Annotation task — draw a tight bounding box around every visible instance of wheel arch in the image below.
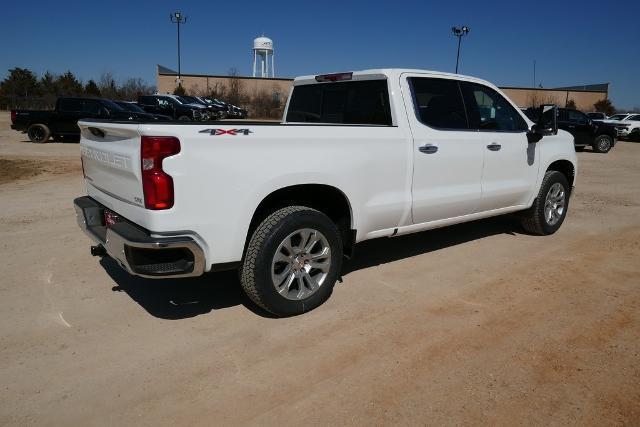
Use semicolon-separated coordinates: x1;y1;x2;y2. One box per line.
547;159;575;188
244;184;356;258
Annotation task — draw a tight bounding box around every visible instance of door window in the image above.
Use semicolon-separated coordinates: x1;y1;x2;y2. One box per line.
82;101;100;115
408;77;468;130
567;110;587;124
157;98;171;108
461;82;528;132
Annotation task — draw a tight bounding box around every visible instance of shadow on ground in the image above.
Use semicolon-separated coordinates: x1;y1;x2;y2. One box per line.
102;215;523;319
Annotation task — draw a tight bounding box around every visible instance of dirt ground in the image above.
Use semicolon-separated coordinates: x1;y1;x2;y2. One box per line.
0;111;638;425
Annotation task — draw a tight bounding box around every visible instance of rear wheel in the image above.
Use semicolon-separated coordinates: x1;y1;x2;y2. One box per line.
240;206;343;317
27;124;51;143
593;134;613;153
521;171;570;235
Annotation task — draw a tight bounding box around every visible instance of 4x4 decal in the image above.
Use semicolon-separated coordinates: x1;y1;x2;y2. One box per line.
199;128;252;136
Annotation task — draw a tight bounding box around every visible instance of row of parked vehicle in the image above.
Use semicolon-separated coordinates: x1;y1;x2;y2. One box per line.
10;95;248;143
523;107;637;154
586;112;640;140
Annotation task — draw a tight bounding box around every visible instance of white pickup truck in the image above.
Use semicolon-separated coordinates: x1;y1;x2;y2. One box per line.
74;69;577;316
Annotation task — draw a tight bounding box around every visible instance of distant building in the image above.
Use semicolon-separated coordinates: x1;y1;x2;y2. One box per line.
157;65;292;107
157;65;608;112
501;83;609;111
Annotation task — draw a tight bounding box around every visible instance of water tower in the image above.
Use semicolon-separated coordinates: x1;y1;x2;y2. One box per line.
252;36;274;78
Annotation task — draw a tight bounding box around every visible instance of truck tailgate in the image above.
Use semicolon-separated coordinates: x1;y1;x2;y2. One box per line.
79;122;144;208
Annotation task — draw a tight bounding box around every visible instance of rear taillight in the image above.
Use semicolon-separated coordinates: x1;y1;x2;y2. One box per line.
141;136;181;210
10;110;17;124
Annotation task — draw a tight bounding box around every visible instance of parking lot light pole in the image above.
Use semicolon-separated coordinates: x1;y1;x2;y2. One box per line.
451;26;470;74
170;12;187;85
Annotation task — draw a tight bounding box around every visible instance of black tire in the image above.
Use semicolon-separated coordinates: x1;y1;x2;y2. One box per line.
27;124;51;143
240;206;343;317
574;145;585;152
593;134;613;153
521;171;570;236
178;115;191;121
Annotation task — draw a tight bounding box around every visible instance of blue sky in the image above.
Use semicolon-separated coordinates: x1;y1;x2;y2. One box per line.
3;0;640;109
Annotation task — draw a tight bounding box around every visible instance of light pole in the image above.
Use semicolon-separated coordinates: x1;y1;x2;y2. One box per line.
451;26;470;74
170;11;187;85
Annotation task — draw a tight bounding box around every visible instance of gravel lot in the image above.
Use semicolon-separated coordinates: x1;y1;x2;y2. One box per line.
1;112;639;425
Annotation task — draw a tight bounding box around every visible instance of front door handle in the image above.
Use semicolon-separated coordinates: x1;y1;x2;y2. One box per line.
487;143;501;151
419;144;438;154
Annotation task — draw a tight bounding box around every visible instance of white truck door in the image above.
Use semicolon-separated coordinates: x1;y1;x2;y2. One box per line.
459;81;540;211
400;74;483;224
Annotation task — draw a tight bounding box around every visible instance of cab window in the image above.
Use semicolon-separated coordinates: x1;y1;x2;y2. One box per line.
286;80;392;125
408;77;468;130
461;82;528;132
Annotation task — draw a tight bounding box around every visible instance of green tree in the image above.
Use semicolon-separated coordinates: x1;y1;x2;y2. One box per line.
55;71;84;96
173;84;186;96
84;79;101;96
565;99;577;110
0;67;40;98
594;99;615;116
40;71;57;95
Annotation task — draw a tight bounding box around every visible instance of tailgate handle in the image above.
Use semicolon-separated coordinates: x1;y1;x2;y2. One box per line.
88;127;105;138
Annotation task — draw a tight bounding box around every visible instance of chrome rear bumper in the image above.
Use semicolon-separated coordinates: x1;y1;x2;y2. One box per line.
73;196;205;278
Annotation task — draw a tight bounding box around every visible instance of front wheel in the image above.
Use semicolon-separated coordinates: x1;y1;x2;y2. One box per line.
178;115;191;121
240;206;343;317
521;171;570;235
593;135;613;153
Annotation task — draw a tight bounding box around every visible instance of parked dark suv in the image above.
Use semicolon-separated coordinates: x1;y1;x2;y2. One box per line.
524;107;618;153
138;95;211;121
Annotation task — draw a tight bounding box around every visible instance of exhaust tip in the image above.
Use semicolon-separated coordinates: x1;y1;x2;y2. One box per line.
90;245;107;257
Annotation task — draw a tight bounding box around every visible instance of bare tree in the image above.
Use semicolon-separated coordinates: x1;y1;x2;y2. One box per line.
227;67;245;106
98;72;118;99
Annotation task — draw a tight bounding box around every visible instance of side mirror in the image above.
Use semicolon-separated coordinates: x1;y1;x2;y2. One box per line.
528;104;557;143
537;104;558;135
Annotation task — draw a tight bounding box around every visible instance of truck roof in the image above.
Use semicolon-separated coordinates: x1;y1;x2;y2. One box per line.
293;68;497;90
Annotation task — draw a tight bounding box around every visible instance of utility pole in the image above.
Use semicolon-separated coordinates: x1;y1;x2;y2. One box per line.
170;11;187;86
451;26;470;74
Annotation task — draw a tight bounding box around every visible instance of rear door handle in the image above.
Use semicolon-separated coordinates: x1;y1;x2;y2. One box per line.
419;144;438;154
487;143;501;151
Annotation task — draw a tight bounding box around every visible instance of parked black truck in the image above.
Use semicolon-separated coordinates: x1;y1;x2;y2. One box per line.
524;107;618;153
10;97;166;143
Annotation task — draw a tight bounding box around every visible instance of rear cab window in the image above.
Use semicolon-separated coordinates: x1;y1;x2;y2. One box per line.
286;79;392;125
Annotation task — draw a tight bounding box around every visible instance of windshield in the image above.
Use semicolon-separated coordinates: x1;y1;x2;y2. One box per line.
116;102;145;113
178;96;201;104
587;113;602;119
101;99;126;112
608;114;627;121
